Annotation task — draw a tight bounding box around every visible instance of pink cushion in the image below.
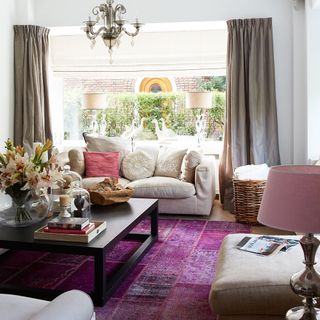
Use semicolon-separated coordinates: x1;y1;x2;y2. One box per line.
84;152;120;178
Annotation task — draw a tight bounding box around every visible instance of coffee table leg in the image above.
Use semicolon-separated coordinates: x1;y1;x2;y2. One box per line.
151;205;158;237
94;249;106;306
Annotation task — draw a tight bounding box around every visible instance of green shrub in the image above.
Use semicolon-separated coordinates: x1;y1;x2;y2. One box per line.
64;90;225;140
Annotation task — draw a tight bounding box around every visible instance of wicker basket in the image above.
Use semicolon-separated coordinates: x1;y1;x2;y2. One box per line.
233;178;266;225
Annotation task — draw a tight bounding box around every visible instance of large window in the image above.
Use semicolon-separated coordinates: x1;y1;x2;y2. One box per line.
49;21;227;153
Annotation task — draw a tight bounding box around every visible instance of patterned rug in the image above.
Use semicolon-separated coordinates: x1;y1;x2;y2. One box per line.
0;219;250;320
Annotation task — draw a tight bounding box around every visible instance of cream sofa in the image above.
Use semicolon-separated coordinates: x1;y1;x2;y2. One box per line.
62;140;215;216
1;290;95;320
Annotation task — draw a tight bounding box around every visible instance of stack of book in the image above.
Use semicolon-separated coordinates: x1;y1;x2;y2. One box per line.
34;217;106;243
44;217;94;235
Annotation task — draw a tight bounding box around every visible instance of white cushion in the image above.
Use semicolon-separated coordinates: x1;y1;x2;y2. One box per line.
135;144;159;164
30;290;95;320
68;148;85;176
122;151;156;181
127;176;195;199
82;177;130;189
181;150;203;183
0;294;48;320
154;147;187;178
84;134;130;155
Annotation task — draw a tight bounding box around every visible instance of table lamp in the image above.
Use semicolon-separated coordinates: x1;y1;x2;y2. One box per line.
82;93;107;134
257;165;320;320
186;92;213;147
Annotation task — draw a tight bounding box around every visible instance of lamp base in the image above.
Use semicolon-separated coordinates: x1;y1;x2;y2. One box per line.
286;306;320;320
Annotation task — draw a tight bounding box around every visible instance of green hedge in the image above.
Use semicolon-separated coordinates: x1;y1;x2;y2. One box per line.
64;91;225;140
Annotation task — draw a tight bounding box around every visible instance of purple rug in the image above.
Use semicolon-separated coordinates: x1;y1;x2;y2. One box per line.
0;219;250;319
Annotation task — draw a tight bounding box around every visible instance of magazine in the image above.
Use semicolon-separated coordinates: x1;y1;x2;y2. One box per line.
236;236;299;256
258;236;299;252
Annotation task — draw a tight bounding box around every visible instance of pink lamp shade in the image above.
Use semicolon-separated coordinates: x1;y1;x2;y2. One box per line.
257;165;320;234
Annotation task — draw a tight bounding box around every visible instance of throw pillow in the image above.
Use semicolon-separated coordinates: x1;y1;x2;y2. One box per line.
83;152;119;178
68;148;85;177
122;151;156;181
154;147;187;179
84;133;130;159
181;150;203;183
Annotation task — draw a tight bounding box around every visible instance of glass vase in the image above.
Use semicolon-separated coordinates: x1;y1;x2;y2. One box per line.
0;189;49;227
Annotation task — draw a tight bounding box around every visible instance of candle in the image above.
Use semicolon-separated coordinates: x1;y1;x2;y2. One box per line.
59;195;70;207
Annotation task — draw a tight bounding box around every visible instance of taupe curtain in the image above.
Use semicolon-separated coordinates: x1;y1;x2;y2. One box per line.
14;25;52;154
219;18;280;211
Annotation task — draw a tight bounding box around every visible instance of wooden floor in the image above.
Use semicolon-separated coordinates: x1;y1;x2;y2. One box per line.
161;200;294;235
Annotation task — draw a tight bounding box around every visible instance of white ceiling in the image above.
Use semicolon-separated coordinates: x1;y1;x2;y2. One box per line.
50;22;227;77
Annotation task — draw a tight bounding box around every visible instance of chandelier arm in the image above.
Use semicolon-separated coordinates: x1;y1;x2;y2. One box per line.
122;27;140;37
86;26;107;39
85;32;96;41
92;6;101;16
114;4;126;19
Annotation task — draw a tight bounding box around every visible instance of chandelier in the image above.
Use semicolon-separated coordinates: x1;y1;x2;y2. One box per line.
83;0;143;63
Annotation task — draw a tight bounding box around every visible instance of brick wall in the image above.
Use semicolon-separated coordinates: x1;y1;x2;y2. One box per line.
174;76;206;92
64;76;208;93
64;78;137;93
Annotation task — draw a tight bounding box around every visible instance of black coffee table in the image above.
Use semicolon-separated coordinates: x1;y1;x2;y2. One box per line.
0;198;158;306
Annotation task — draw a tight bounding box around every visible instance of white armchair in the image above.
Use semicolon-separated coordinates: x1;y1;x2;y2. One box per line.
0;290;95;320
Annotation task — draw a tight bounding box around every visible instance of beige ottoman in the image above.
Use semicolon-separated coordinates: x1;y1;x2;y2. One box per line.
209;234;320;320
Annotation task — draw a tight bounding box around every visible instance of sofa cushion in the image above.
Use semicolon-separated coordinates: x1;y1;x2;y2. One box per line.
122;151;156;181
83;134;131;173
82;177;130;189
84;152;119;178
127;176;195;199
154;147;187;179
181;150;203;183
0;294;48;320
135;144;159;164
68;149;85;176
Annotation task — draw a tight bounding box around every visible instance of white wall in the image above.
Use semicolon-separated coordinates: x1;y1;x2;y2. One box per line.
0;1;17;149
292;1;307;164
33;0;295;164
0;0;35;151
305;1;320;161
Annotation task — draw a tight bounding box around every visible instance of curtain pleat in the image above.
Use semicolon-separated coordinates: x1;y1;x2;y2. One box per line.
219;18;281;211
14;25;52;154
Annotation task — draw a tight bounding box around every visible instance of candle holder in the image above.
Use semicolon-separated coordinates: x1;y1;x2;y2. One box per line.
59;205;71;218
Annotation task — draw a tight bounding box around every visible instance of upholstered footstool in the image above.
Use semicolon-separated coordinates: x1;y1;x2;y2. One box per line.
209;234;320;320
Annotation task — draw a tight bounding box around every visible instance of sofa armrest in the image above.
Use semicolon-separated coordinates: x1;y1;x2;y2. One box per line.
194;157;216;215
30;290;95;320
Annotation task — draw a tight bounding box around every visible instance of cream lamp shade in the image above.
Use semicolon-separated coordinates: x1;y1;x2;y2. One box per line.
82;93;107;110
186;92;213;109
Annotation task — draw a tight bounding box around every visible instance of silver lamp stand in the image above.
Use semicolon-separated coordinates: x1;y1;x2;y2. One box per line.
286;233;320;320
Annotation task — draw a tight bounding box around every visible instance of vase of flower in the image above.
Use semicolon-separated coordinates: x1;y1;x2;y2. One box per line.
0;139;63;227
0;187;50;227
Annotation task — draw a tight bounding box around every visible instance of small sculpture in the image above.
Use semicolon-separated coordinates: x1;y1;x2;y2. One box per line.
73;195;85;217
152;119;176;140
160;118;176;137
